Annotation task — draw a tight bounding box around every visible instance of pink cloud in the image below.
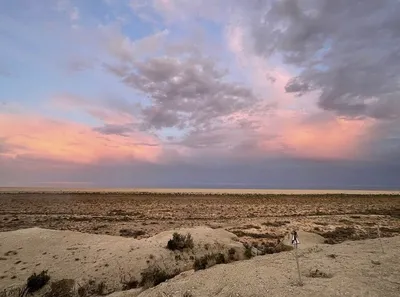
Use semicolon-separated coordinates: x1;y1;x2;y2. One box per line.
244;109;374;160
225;24;375;160
0;114;161;164
52;94;137;125
226;25;298;107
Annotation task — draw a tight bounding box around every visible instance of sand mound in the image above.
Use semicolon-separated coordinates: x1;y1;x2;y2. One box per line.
0;227;243;294
126;236;400;297
2;227;399;297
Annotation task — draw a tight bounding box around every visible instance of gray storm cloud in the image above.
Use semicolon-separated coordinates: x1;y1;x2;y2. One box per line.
246;0;400;119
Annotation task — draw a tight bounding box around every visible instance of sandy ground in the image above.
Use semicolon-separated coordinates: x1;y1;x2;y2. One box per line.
0;227;244;295
0;192;399;296
1;227;399;297
119;235;400;297
1;193;399;248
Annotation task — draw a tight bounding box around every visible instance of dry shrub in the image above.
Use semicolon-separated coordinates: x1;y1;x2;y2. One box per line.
167;233;194;251
45;279;75;297
321;226;357;244
231;230;279;239
243;245;253;259
26;270;50;294
257;241;293;255
228;248;238;261
119;229;146;238
120;272;139;291
140;265;179;288
307;269;332;278
74;280;108;297
262;221;290;227
193;253;227;271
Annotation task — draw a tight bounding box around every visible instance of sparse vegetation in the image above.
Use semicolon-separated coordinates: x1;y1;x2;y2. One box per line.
307;269;332;278
1;192;399;240
119;229;146;238
262;221;290;227
25;270;51;294
120;272;139;291
96;281;106;296
320;226;357;244
242;224;261;229
140;265;179;288
194;253;227;271
228;248;237;261
167;232;194;251
243;244;253;259
45;279;75;297
338;219;353;225
231;230;280;239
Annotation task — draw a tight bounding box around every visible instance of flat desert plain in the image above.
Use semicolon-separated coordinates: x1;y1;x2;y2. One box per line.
1;189;399;242
0;189;400;296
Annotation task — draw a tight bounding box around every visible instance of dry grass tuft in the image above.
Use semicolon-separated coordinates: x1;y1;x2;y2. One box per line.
307;269;332;278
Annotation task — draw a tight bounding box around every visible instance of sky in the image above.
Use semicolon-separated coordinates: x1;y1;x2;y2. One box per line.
1;0;400;189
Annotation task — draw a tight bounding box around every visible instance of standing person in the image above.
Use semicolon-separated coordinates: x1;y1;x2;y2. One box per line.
291;230;300;246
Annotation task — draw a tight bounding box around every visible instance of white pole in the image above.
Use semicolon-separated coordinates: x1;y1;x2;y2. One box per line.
294;243;303;285
377;224;384;254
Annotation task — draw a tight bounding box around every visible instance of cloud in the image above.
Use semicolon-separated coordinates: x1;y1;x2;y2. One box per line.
105;54;261;130
0;113;161;164
52;94;139;125
55;0;80;23
93;123;137;137
245;0;400;119
2;152;399;189
70;6;80;21
100;25;169;63
2;0;399;189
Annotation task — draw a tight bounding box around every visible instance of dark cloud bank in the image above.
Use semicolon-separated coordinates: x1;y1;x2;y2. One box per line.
1;155;399;190
249;0;400;119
